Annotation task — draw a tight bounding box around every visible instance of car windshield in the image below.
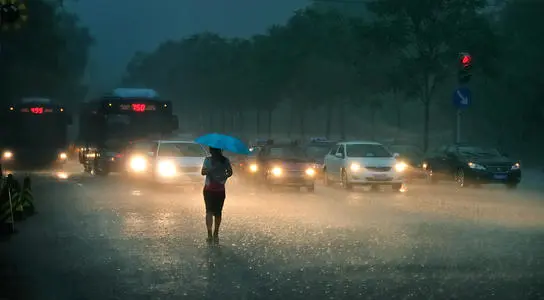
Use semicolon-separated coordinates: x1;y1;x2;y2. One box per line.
268;146;307;159
457;146;501;158
305;144;332;159
158;142;205;157
346;144;391;158
389;145;423;158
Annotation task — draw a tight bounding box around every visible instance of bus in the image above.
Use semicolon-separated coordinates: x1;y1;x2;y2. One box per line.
78;88;178;176
0;97;72;169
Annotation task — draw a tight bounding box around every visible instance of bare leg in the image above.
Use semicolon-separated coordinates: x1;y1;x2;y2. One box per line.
206;212;213;239
213;216;221;236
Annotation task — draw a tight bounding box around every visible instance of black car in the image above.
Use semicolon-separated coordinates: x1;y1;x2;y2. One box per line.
422;144;521;188
388;144;426;180
256;144;317;192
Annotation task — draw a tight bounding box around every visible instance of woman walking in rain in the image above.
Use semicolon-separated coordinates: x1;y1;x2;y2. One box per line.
201;147;233;243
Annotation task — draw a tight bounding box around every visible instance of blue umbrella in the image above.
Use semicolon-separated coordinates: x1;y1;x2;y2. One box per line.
195;133;250;155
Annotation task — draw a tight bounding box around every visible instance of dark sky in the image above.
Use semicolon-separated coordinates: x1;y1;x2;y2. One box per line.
66;0;310;94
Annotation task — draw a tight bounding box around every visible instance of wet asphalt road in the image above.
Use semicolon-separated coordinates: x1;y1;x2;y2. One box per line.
1;167;544;300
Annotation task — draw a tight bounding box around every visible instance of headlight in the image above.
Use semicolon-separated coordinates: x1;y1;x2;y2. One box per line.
56;171;69;179
129;156;147;172
59;152;67;160
468;162;486;170
2;151;13;159
305;168;316;176
511;162;520;170
395;162;408;172
422;163;428;170
249;164;258;172
158;161;176;177
350;163;360;172
271;167;282;176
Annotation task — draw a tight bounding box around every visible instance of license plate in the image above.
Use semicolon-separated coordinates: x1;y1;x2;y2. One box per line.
493;174;507;180
373;173;387;179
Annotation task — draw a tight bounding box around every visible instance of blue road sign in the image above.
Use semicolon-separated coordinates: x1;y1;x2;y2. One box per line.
452;87;471;108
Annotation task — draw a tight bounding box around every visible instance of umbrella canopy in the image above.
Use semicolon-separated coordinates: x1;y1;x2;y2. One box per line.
195;133;250;155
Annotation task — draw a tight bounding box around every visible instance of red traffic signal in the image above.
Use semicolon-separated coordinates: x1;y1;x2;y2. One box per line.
459;53;472;66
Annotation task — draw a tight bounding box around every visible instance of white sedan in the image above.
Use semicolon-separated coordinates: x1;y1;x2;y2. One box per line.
125;139;207;185
323;141;406;191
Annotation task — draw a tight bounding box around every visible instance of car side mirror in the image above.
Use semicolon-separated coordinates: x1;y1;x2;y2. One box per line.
335;153;343;159
393;153;400;158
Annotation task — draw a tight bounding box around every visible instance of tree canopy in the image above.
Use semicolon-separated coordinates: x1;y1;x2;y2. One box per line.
0;0;93;108
123;0;544;154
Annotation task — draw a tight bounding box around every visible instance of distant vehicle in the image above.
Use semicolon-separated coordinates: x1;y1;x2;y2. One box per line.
323;141;406;192
255;143;317;192
234;149;259;181
77;88;178;176
422;144;521;188
249;138;272;150
388;144;426;180
0;97;72;168
308;137;330;143
304;140;337;173
124;139;207;186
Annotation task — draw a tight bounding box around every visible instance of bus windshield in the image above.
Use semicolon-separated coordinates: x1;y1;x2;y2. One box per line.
103;113;169;139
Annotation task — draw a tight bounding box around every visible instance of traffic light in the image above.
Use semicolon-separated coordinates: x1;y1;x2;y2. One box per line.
458;52;472;84
0;0;28;30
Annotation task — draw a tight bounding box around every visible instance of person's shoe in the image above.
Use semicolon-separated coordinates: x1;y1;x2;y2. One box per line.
213;233;219;244
206;235;213;244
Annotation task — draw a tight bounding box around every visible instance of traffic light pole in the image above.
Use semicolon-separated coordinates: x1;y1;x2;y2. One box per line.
456;108;462;143
453;52;472;144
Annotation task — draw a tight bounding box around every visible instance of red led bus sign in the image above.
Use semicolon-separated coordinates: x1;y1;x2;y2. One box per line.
132;103;146;112
119;103;157;112
31;107;44;114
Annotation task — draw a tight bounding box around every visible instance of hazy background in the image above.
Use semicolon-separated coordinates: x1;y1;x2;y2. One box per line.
65;0;310;95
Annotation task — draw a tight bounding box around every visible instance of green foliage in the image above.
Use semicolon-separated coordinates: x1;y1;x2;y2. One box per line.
123;1;543;150
0;0;93;107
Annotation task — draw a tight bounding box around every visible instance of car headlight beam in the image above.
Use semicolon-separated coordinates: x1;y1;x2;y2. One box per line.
468;162;486;170
59;152;67;160
158;161;176;177
2;151;13;159
271;167;282;177
305;168;316;176
511;162;520;170
249;164;258;172
395;162;408;172
129;156;147;172
350;163;360;172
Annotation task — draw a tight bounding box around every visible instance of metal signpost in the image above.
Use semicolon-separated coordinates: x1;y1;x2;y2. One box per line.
452;86;471;143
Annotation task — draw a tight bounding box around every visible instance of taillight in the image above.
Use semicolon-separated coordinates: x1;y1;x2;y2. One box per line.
115;153;123;158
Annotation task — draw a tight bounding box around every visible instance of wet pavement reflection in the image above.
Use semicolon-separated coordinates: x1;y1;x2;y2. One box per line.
1;169;544;299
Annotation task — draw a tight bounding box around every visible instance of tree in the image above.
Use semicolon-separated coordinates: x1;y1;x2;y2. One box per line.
276;8;365;137
0;0;93;108
366;0;495;151
496;0;544;144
